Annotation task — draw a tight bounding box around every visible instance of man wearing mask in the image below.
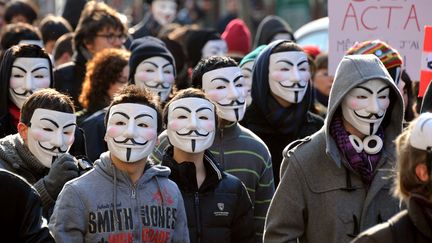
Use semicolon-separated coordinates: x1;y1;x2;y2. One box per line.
244;40;323;185
0;89;81;217
160;88;254;242
153;56;274;241
49;85;189;242
264;54;404;243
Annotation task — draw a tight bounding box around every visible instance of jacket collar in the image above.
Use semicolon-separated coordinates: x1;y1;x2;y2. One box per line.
214;121;241;143
161;145;223;192
408;194;432;239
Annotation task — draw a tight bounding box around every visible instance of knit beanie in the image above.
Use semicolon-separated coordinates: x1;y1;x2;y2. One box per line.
221;18;251;57
346;40;402;69
128;36;176;84
239;44;267;67
185;29;221;68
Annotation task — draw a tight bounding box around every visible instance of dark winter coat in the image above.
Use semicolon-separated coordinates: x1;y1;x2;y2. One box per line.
80;108;108;162
54;46;90;110
0;169;54;243
129;13;161;39
352;195;432;243
161;146;255;243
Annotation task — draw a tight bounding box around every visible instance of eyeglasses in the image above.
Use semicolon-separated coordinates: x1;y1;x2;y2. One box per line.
96;33;127;44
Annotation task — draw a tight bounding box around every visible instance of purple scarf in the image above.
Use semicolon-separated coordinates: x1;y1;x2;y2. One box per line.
330;116;383;185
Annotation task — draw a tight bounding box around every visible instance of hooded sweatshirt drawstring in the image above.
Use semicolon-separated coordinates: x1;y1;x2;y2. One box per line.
154;176;165;206
112;165;120;228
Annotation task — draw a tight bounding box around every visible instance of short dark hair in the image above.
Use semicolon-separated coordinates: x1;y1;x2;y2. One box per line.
52;33;74;62
74;1;126;50
39;15;72;45
105;85;162;132
191;56;238;89
20;88;75;125
4;0;37;24
163;88;218;128
0;22;41;51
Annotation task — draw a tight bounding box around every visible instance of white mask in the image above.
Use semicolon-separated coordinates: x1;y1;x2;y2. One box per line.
105;103;158;163
134;56;175;102
202;66;247;122
151;0;177;26
240;61;254;107
27;109;76;168
202;39;227;58
342;79;390;136
167;97;215;153
268;51;310;104
9;57;51;109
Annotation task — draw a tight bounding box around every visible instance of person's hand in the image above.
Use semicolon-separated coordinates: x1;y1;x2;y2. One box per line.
44;153;79;199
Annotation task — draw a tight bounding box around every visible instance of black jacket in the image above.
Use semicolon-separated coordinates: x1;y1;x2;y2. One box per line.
0;169;54;243
161;147;255;243
352;195;432;243
54;47;89;110
80;108;107;162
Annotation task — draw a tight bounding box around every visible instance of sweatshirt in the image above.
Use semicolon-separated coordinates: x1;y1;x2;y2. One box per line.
49;152;190;243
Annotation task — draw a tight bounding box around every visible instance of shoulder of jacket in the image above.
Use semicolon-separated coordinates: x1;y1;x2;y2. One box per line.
283;136;313;158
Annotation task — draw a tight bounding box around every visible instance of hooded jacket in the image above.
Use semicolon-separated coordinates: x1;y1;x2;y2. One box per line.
244;40;323;185
264;54;404;243
49;152;190;243
253;15;295;49
161;146;254;243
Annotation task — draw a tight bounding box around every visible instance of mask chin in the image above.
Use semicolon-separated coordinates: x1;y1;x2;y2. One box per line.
341;107;383;136
107;138;156;163
216;105;245;122
9;90;28;109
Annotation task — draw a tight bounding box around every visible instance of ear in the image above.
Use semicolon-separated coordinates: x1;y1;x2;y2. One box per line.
415;163;430;182
17;122;28;143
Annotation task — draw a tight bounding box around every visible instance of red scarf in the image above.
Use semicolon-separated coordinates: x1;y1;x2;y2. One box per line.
8;104;20;128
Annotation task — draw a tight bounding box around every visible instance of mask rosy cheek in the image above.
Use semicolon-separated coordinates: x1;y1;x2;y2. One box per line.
66;136;75;146
106;126;121;137
135;72;151;82
165;75;175;83
169;121;182;130
32;130;48;141
144;130;157;140
270;72;285;82
203;122;215;131
206;92;224;101
39;79;51;88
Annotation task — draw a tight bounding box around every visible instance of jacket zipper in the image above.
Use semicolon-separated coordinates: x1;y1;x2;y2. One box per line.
131;185;136;199
194;192;202;243
219;128;224;168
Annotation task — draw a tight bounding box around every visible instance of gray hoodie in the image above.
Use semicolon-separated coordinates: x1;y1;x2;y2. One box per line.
49;152;190;243
264;54;404;243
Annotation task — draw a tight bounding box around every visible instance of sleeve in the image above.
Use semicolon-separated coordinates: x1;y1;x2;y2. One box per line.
171;189;190;243
253;152;274;242
263;156;306;243
33;178;55;216
20;182;55;243
48;184;86;242
150;133;170;164
231;181;255;243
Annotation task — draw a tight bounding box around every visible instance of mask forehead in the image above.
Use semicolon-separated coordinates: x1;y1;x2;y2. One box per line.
271;33;293;42
108;103;157;124
269;51;308;67
13;57;50;72
30;108;76;127
202;66;243;88
135;56;173;75
347;79;389;97
168;97;215;115
202;39;227;58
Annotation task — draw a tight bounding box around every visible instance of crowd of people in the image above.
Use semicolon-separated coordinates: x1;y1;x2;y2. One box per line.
0;0;431;242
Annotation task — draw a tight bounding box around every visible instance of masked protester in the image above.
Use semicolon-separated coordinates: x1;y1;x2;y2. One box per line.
130;0;179;39
0;44;53;138
152;56;274;241
160;88;254;242
0;89;81;218
49;85;189;242
244;40;324;185
352;112;432;243
264;54;404;243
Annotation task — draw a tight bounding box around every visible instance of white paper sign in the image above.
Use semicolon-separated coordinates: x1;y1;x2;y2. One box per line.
329;0;432;80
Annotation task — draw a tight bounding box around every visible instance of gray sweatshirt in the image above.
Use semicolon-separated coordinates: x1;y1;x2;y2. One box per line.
49;152;190;243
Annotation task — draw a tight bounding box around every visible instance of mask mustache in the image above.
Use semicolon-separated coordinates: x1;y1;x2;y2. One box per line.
176;130;209;137
113;137;148;146
38;142;67;153
217;99;245;107
12;89;33;96
144;82;171;89
354;111;384;119
279;82;307;88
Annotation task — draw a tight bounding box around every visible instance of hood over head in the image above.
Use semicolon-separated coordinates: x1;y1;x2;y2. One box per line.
253;15;295;48
325;54;404;166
